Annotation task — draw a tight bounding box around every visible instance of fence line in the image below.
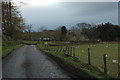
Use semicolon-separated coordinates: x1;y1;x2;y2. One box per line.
46;45;119;76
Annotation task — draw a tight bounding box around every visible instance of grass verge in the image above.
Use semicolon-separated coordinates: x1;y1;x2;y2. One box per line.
2;44;23;58
22;40;37;45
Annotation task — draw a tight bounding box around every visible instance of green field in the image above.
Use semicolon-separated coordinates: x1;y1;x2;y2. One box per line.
74;42;118;77
45;42;119;78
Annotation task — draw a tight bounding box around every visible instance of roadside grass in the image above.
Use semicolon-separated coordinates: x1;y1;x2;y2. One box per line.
37;43;111;79
2;35;23;58
2;44;23;58
22;40;38;45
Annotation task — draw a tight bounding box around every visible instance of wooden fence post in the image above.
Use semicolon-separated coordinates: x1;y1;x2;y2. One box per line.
63;48;65;54
57;47;59;52
58;47;60;52
70;47;72;57
73;47;75;57
62;48;64;53
88;48;91;65
103;54;107;74
60;47;62;53
65;47;67;55
68;47;69;56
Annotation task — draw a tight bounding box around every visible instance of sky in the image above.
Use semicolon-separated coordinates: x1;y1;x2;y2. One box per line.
17;0;119;30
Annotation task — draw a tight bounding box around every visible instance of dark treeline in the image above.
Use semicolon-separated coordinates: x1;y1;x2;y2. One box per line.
81;22;120;41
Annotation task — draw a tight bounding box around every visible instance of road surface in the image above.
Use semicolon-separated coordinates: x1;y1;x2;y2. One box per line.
2;45;73;78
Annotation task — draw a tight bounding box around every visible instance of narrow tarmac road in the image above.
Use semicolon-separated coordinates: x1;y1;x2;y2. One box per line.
2;45;72;78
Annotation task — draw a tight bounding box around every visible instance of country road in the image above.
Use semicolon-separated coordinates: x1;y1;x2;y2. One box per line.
2;45;73;78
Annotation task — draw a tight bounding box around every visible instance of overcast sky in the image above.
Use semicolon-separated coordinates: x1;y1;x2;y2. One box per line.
20;1;118;30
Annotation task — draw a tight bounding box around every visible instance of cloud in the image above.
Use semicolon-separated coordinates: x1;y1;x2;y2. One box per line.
57;2;118;16
21;2;118;30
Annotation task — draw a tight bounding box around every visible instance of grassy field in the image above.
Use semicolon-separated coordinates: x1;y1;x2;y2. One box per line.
74;42;118;77
43;41;119;78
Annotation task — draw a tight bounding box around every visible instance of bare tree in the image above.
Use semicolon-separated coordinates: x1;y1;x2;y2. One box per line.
24;24;33;40
37;26;48;32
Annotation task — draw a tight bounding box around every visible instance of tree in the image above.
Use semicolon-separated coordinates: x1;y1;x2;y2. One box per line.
75;23;92;31
60;26;67;41
25;24;33;40
37;26;47;32
97;22;119;41
81;22;120;41
2;1;25;39
69;23;92;41
81;26;100;40
69;27;84;41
